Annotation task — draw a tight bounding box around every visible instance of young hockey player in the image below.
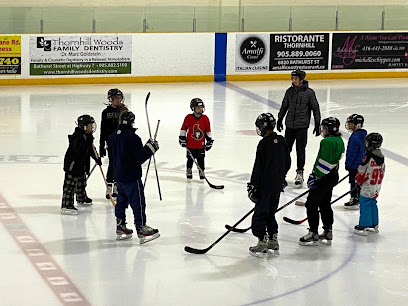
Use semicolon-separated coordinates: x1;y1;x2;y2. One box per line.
61;115;102;215
107;111;160;243
277;69;321;189
354;133;385;236
344;114;367;209
100;88;128;199
248;113;291;258
299;117;344;246
179;98;213;180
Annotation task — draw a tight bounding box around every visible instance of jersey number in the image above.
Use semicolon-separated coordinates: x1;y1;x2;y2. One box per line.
370;168;383;185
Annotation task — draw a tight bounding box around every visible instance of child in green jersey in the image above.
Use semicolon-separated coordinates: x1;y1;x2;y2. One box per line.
299;117;345;246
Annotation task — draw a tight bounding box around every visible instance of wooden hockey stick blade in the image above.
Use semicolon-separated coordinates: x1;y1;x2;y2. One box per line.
224;224;251;233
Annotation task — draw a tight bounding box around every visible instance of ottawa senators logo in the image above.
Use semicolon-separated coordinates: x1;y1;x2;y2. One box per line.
191;124;204;140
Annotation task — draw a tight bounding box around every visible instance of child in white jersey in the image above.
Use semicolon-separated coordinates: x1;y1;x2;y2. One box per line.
354;133;385;235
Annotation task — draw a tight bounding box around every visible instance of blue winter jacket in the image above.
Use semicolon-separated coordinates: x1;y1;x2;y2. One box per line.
345;129;367;169
107;124;153;183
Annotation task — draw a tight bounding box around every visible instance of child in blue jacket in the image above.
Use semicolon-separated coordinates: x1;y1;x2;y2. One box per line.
344;114;367;209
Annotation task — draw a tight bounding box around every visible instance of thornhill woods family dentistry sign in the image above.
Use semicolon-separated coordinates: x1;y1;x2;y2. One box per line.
29;35;132;75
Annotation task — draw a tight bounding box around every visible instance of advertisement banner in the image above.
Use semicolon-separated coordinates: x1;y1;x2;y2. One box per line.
332;32;408;70
29;35;132;76
235;34;269;72
269;33;329;71
0;36;21;75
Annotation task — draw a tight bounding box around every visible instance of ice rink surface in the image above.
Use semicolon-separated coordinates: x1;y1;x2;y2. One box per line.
0;79;407;305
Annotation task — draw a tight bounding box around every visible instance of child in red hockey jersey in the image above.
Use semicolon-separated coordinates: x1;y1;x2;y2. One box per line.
179;98;213;179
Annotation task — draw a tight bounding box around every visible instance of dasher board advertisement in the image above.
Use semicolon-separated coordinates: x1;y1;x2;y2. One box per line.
235;34;270;72
0;35;21;75
29;35;132;75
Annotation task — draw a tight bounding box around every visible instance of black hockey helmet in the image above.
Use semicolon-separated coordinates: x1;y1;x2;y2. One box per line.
190;98;205;112
365;133;383;151
77;114;96;133
345;114;364;130
119;110;135;126
107;88;124;102
291;69;306;81
255;113;276;136
321;117;340;136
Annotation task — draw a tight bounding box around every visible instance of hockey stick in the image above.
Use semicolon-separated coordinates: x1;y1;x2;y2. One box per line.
225;189;310;233
92;145;116;206
225;174;350;232
145;92;162;201
185;207;255;254
143;120;160;187
283;187;355;225
186;148;224;190
86;164;97;181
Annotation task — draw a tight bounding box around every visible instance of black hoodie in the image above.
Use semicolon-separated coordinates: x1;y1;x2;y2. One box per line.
63;127;98;176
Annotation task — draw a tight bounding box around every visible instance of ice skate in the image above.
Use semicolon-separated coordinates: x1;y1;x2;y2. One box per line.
282;179;288;191
106;183;113;199
299;230;319;246
77;197;92;205
344;197;359;210
354;225;368;236
366;225;379;233
61;205;78;215
199;170;205;180
137;225;160;244
116;218;133;240
294;170;304;189
249;235;269;259
319;229;333;245
267;233;280;256
186;168;192;180
112;183;118;198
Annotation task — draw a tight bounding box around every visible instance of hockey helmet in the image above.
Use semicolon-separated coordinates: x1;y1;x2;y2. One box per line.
365;133;383;151
119;110;135;126
345;114;364;130
255;113;276;137
321;117;340;136
107;88;124;103
291;69;306;81
77;114;96;133
190;98;205;112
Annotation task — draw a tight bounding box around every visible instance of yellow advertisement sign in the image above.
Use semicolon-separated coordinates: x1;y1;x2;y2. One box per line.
0;36;21;74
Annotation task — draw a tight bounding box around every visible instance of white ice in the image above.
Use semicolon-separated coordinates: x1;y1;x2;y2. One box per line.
0;79;407;305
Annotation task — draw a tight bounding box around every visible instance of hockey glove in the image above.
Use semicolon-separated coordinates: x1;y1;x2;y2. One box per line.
247;183;260;204
345;165;352;171
307;173;319;189
313;123;321;137
145;139;159;154
205;139;214;151
179;136;187;148
277;118;284;132
99;144;106;157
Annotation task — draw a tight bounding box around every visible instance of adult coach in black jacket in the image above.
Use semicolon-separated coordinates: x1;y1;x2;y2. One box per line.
247;113;291;258
277;69;321;189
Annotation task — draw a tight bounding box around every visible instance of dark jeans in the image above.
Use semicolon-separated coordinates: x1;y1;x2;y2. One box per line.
186;148;205;171
284;127;308;171
251;192;280;239
115;179;146;229
305;171;339;232
348;168;359;198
